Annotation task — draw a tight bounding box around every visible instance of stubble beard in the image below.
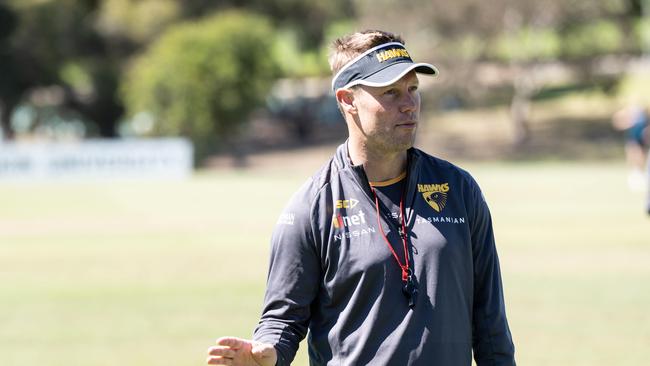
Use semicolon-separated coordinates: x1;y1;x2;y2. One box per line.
371;126;417;156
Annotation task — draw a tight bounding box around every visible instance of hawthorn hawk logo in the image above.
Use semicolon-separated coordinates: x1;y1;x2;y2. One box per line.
418;183;450;213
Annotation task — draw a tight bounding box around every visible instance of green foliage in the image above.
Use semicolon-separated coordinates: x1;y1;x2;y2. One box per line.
455;35;486;61
1;0;127;138
122;10;279;160
6;0;99;83
252;0;354;48
615;71;650;105
561;20;624;59
269;19;356;78
633;17;650;53
480;18;628;64
96;0;180;44
60;62;94;97
491;27;561;62
272;29;330;77
3;0;649;142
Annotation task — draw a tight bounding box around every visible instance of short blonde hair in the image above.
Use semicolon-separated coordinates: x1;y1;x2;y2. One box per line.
328;30;405;75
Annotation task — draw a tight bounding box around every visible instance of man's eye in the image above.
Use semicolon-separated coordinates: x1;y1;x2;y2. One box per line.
409;86;419;93
384;89;398;96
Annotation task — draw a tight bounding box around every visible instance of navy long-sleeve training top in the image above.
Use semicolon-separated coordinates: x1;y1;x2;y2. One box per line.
253;142;516;366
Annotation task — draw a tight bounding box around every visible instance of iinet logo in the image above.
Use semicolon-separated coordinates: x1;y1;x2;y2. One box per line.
333;210;366;229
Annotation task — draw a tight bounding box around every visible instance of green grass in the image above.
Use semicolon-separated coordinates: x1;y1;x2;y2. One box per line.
1;161;649;365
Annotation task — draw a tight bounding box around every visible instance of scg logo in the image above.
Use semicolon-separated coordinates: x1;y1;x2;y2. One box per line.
335;199;359;209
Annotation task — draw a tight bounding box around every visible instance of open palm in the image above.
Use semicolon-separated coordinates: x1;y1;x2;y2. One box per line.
207;337;277;366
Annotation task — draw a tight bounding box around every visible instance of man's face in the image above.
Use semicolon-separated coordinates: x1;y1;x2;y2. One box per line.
350;71;421;155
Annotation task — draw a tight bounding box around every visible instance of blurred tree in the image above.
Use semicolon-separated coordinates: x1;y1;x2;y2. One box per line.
0;3;19;139
5;0;643;149
96;0;180;45
179;0;354;51
174;0;355;79
1;0;128;139
121;10;279;162
0;0;351;142
354;0;647;146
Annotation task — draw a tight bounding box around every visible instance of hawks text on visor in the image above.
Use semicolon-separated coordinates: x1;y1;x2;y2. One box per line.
331;42;438;92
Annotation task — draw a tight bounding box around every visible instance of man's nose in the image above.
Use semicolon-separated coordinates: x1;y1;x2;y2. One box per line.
400;92;418;113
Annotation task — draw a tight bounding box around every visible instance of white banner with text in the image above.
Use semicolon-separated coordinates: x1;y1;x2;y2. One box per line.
0;138;193;180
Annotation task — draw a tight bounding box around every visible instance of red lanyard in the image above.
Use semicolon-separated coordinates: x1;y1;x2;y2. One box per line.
370;186;410;282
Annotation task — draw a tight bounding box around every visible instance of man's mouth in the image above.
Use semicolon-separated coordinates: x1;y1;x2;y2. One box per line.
396;121;417;128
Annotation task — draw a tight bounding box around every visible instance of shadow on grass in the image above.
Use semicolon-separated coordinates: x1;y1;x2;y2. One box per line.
427;115;624;162
509;116;622;161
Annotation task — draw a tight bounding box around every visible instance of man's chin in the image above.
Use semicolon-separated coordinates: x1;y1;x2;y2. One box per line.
384;140;415;154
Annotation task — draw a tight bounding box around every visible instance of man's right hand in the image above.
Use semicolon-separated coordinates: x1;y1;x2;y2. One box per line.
206;337;277;366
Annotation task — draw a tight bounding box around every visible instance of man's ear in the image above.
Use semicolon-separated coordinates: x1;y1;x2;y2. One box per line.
335;88;357;115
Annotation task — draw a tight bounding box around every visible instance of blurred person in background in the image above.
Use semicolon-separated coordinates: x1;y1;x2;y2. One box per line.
207;29;516;366
612;103;649;191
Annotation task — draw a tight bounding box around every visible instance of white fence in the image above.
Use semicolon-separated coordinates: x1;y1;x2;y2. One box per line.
0;138;193;180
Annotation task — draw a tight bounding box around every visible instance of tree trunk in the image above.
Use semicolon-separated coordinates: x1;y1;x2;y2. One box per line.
510;88;531;146
0;99;15;140
510;70;536;147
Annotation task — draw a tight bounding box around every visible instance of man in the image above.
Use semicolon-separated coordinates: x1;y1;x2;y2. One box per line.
207;30;516;366
612;103;649;191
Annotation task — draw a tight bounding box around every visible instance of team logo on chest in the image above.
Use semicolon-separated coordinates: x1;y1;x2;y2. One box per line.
418;183;450;212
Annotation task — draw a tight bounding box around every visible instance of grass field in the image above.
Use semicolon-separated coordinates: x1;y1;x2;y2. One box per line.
1;159;649;365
